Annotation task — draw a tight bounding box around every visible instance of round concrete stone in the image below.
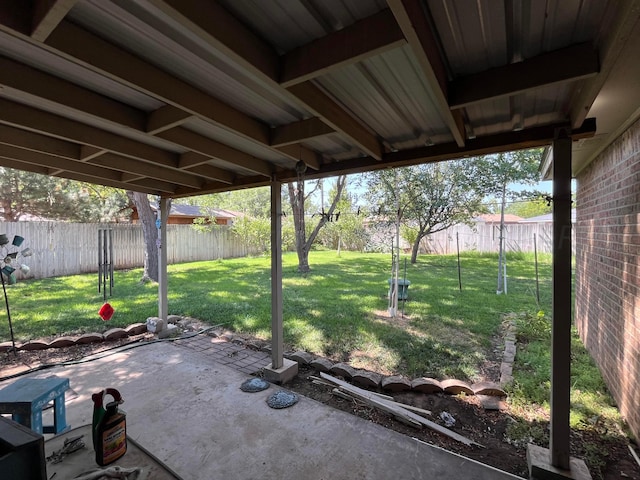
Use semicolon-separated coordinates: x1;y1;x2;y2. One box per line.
240;378;270;393
266;390;299;409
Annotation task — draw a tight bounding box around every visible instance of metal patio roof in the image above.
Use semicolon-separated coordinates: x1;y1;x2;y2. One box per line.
0;0;638;197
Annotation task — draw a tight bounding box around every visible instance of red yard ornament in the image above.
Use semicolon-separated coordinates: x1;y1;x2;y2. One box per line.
99;303;114;321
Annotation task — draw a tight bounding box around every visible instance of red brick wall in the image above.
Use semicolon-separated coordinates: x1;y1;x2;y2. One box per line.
575;117;640;440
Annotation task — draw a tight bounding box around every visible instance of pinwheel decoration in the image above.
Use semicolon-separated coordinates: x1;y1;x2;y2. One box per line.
0;234;32;353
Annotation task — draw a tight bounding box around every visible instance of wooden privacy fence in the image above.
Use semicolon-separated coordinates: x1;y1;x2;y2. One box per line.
421;222;576;255
0;222;255;279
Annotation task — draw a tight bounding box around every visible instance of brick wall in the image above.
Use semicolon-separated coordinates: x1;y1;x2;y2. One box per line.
575;117;640;440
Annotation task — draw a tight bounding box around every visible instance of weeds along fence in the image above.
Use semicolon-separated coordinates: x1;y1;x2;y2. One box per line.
421;222;576;255
0;222;256;280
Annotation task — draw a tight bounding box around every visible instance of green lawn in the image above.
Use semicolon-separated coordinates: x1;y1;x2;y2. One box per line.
2;249;550;380
1;249;628;477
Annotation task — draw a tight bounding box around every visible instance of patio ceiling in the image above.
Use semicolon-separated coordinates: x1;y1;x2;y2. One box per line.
0;1;638;198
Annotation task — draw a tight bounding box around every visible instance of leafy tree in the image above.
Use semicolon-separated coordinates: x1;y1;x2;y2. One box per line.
364;161;485;263
474;149;544;293
316;185;368;253
287;172;347;272
505;197;552;219
0;167;128;222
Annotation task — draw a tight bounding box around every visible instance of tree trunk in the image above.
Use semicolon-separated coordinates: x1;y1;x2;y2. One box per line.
127;191;164;283
287;182;309;272
288;175;346;273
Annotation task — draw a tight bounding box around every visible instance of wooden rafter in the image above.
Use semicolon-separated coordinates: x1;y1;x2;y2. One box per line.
388;0;466;147
156;128;272;177
88;153;203;189
0;98;179;167
270;118;334;147
31;0;77;41
280;8;406;87
449;43;600;108
283;119;597;180
146;0;383;160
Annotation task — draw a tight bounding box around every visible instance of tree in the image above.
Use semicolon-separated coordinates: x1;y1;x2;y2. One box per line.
287;172;347;272
505;197;552;219
0;167;127;222
365;161;485;263
126;191;170;283
474;149;544;293
316;185;368;253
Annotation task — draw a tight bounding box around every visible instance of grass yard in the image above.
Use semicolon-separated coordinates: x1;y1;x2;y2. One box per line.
0;249;632;476
2;250;549;381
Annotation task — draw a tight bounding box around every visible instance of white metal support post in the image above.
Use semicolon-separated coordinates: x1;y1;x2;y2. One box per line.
158;196;169;322
550;132;572;470
270;178;284;369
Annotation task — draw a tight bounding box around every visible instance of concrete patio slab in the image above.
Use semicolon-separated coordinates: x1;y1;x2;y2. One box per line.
0;341;521;480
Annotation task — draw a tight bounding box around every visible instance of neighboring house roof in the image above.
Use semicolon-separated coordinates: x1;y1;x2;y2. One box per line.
474;214;524;223
147;204;240;221
519;209;577;223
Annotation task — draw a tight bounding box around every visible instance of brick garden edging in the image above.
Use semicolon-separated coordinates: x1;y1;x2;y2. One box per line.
1;315;514;402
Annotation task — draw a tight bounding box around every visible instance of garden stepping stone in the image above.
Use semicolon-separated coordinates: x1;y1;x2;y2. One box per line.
309;357;333;372
471;382;506;397
330;362;356;379
75;333;104;345
240;378;270;393
266;390;299;409
125;323;147;335
287;351;314;365
20;340;50;351
381;375;412;392
410;377;443;393
352;370;382;389
104;328;128;341
440;379;474;395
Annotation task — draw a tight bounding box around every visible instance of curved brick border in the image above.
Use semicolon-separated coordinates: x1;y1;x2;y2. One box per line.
3;314;513;401
4;322;149;353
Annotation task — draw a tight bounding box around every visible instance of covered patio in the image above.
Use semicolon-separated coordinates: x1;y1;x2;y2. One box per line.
1;1;640;478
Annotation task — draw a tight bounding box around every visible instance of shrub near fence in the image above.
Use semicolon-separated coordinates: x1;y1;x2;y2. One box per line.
421;222;576;255
0;222;256;279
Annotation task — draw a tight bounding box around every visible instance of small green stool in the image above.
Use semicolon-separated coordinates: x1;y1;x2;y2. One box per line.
0;376;70;434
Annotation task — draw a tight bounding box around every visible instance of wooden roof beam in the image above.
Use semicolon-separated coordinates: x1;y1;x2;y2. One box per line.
0;55;146;131
270;118;334;147
282;119;597;181
280;9;406;87
146;0;383;160
0;123;80;159
388;0;466;147
178;152;235;184
286;82;383;159
147;105;194;135
46;20;271;144
0;98;179;168
275;144;322;170
88;153;204;189
157;127;272;177
0;143;123;182
31;0;77;41
449;43;599;108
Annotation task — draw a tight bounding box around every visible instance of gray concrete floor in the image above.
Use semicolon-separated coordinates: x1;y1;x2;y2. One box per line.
1;339;522;480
